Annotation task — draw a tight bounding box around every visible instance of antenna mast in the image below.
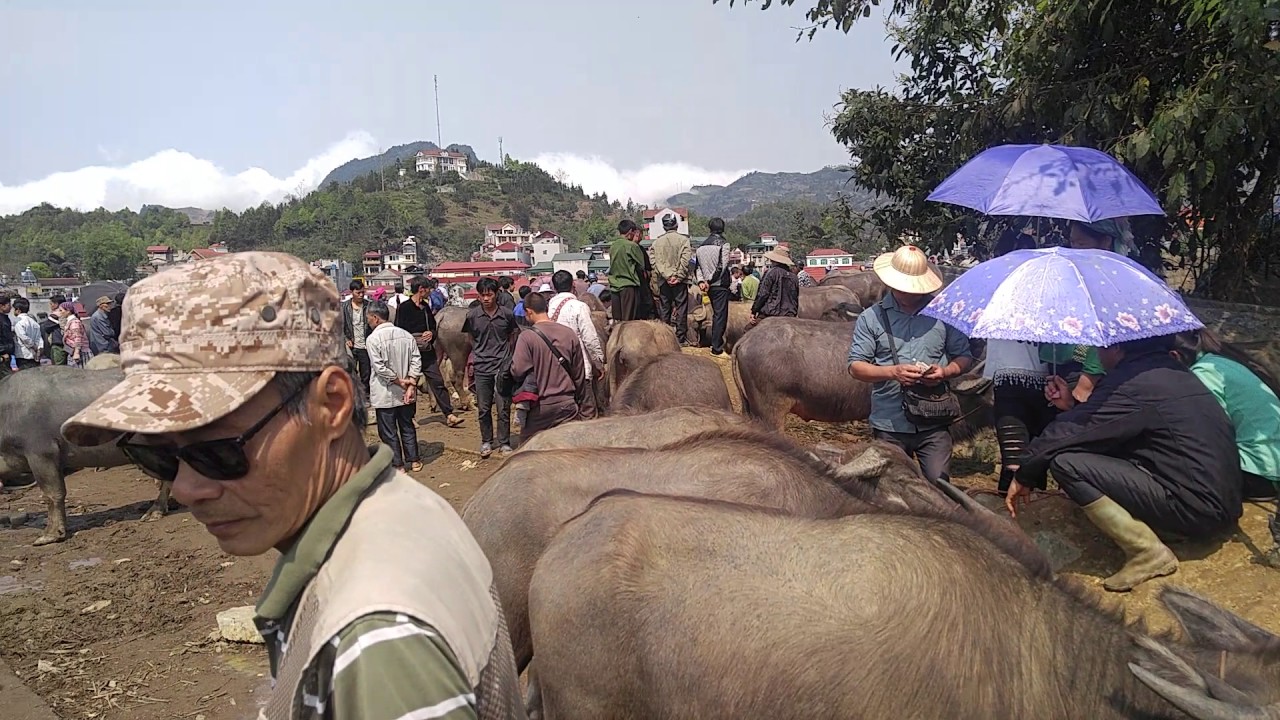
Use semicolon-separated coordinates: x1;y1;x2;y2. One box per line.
434;75;443;148
498;136;504;165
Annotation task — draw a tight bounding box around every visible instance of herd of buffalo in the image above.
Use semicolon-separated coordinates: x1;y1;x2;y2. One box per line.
0;269;1276;717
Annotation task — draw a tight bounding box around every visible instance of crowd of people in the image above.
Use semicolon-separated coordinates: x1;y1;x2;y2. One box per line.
849;219;1280;592
0;291;124;370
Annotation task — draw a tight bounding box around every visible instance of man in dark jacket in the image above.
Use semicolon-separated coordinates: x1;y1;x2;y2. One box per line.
750;248;800;323
0;295;14;368
695;217;734;355
1007;334;1242;592
341;280;373;404
108;292;125;341
395;276;462;430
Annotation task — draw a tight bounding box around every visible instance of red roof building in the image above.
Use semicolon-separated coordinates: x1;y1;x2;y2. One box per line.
493;241;521;252
430;260;529;281
807;248;850;256
146;245;171;254
191;248;222;260
642;207;689;220
801;266;828;283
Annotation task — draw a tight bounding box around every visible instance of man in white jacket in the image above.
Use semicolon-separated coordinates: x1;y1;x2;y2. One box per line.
365;301;424;471
547;270;604;418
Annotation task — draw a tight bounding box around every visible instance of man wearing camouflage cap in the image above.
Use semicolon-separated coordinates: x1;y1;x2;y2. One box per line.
62;252;522;720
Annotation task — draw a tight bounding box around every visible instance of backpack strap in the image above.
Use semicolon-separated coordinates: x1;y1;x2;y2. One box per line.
875;301;901;365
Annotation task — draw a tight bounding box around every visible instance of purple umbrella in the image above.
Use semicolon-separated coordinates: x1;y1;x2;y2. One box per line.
921;247;1201;347
927;144;1163;223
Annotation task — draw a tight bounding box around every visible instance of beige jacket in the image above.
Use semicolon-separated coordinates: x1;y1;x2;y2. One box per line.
650;231;692;283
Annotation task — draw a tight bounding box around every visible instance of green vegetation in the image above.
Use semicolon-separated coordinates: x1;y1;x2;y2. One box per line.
723;0;1280;301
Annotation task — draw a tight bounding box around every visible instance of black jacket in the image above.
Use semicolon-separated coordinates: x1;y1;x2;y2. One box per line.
1018;351;1242;527
341;299;373;344
393;296;438;349
0;313;12;356
751;265;800;319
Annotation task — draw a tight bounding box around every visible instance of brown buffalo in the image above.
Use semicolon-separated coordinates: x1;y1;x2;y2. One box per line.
530;492;1280;720
604;320;680;398
689;302;752;353
434;305;473;410
799;285;862;321
577;292;606;312
516;406;747;453
462;429;960;685
731;317;992;440
820;269;887;309
611;353;733;414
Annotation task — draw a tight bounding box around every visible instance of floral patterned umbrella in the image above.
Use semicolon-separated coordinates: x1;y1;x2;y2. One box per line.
921;247;1202;347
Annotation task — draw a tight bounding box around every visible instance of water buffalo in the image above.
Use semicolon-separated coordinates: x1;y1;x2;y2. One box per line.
84;353;121;369
732;317;992;440
529;492;1280;720
577;292;606;313
0;367;171;545
819;269;887;309
516;406;747;453
434;305;473;410
689;302;752;353
799;285;862;321
604;320;679;398
611;353;732;415
462;428;960;689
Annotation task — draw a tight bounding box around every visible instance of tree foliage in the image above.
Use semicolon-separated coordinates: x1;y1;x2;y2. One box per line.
721;0;1280;301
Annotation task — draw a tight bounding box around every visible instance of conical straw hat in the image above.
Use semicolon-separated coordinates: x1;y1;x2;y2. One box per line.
872;245;943;294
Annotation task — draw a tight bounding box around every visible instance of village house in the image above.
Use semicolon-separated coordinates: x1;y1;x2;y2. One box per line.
491;241;533;266
484;222;535;250
365;268;403;289
362;251;382;277
642;207;689;240
312;259;355;290
146;245;174;264
190;243;230;261
742;233;781;267
551;252;590;278
414;149;469;178
381;237;420;273
530;231;568;266
805;248;856;269
430;260;529;282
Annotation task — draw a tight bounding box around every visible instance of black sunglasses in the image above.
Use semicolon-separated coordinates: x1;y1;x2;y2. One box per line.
118;380;311;482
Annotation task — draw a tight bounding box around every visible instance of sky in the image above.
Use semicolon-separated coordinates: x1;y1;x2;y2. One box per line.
0;0;899;214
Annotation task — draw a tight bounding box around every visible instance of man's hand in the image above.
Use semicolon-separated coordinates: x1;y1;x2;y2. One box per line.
698;281;709;293
666;277;680;285
889;363;927;386
1005;479;1031;517
1044;375;1074;411
346;339;353;349
403;385;417;404
420;331;433;344
748;314;759;327
919;364;949;387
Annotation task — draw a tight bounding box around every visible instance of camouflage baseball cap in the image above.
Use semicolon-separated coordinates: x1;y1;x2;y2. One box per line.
62;252;343;446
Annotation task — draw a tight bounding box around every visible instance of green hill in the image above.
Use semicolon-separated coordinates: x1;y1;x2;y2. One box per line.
668;166;879;218
319;142;481;187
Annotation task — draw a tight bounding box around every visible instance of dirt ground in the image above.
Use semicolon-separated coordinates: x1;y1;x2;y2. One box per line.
0;351;1277;718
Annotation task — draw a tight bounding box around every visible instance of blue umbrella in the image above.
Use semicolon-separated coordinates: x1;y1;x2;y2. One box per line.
927;144;1163;223
921;247;1202;347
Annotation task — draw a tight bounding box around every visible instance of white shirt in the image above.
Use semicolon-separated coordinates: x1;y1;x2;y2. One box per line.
365;322;423;408
12;313;43;360
547;292;603;380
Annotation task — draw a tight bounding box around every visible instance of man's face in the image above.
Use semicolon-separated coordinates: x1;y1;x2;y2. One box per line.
1069;225;1111;251
98;302;111;313
165;384;329;556
1098;346;1124;371
350;287;364;303
0;303;10;316
478;290;497;310
365;312;379;329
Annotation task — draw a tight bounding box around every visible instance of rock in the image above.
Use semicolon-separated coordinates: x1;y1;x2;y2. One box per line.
9;560;23;569
216;606;264;644
1032;530;1083;572
80;600;111;615
36;659;58;674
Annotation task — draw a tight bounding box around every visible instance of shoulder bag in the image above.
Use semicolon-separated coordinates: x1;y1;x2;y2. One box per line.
876;303;962;426
528;326;586;409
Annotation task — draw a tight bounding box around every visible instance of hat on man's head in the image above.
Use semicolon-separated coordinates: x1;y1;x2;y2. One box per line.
763;248;794;268
662;213;679;231
95;296;113;307
873;245;943;295
62;252;344;447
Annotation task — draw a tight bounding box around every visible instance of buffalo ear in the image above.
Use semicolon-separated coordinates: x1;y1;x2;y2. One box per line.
1129;636;1273;720
1159;587;1280;654
953;375;992;395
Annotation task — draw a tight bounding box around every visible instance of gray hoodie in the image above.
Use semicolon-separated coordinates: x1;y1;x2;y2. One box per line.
694;234;732;286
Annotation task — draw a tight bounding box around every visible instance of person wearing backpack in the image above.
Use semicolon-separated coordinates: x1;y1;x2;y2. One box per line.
510;291;586;445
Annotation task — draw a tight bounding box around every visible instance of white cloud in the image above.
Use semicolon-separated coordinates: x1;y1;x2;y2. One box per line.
529;152;752;206
0;131;380;216
0;137;751;217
